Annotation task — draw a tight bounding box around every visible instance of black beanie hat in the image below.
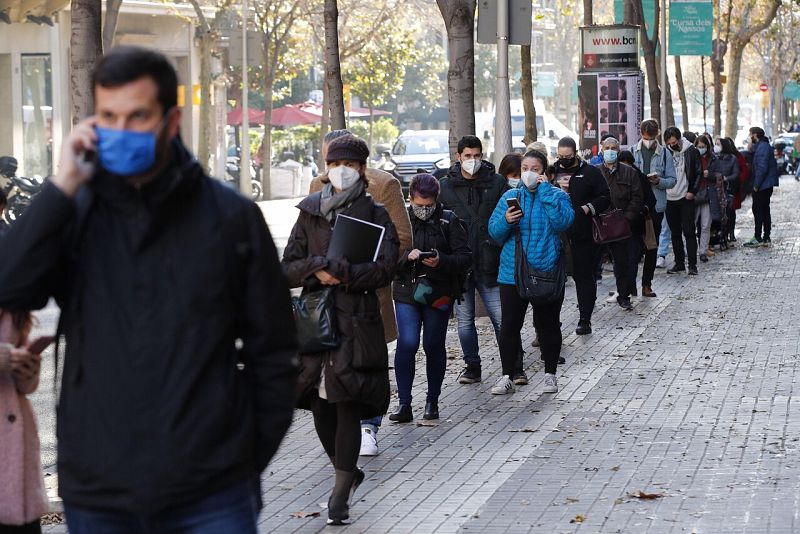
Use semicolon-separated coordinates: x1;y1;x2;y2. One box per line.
325;135;370;164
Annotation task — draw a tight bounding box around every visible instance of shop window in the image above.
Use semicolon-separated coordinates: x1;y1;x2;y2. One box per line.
21;54;53;177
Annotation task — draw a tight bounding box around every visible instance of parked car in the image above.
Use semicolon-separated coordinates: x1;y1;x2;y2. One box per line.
380;130;450;192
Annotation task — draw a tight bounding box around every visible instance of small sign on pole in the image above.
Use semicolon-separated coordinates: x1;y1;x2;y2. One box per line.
759;83;769;92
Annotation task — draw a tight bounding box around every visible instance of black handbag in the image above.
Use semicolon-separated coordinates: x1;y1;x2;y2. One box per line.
514;226;566;305
591;208;632;244
291;287;340;354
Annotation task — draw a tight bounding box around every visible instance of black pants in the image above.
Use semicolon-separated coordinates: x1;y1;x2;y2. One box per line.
499;285;563;375
608;238;631;298
665;198;697;268
310;394;361;472
0;523;41;534
642;211;664;287
570;240;600;321
752;187;774;240
727;208;737;239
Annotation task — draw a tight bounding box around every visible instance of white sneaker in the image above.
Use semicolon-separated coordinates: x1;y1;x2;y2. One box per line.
491;375;515;395
543;373;558;393
359;427;378;456
655;256;666;268
605;292;618;303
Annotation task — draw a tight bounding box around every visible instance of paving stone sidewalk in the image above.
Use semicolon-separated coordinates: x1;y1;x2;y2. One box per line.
41;177;799;533
258;177;800;534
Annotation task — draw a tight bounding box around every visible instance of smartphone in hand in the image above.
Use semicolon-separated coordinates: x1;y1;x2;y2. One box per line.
647;172;659;184
27;336;55;355
418;251;437;260
506;197;523;215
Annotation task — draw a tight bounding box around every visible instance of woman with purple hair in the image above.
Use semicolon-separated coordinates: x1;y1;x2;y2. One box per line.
389;174;471;422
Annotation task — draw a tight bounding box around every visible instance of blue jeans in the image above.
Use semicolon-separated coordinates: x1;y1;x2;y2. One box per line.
64;479;259;534
453;273;502;367
657;218;672;257
393;301;450;405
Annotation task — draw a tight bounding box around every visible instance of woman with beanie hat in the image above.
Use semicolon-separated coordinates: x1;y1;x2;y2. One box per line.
282;134;400;525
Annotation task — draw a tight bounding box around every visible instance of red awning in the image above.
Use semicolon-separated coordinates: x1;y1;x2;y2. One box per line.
270;105;321;127
227;107;266;126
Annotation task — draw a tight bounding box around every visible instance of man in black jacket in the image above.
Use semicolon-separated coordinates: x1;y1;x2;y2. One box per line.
438;135;510;384
0;47;297;531
554;137;611;335
663;126;702;275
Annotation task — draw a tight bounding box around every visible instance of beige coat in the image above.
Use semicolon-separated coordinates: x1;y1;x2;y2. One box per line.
309;168;412;342
0;311;47;527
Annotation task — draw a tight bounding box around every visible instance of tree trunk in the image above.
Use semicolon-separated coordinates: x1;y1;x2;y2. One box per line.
520;44;537;144
642;45;660;122
70;0;103;123
674;56;689;132
665;71;675;129
724;41;745;138
583;0;592;26
196;33;212;171
324;0;346;130
368;106;374;152
261;80;273;200
319;81;330;169
711;43;724;136
622;0;636;24
437;0;477;159
102;0;123;50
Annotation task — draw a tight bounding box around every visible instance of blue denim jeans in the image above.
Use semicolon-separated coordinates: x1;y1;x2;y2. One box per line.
393;301;450;405
64;479;259;534
453;273;502;367
657;217;672;257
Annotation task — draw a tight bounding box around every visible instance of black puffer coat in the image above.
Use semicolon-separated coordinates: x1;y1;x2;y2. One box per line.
438;161;508;286
392;204;472;304
282;191;399;418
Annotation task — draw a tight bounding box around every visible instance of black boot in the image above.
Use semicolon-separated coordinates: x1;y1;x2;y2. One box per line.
327;468;365;525
423;402;439;420
389;404;413;423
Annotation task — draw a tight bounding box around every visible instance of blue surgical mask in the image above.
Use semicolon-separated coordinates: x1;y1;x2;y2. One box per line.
698;147;707;156
96;111;172;177
96;127;157;176
603;149;618;164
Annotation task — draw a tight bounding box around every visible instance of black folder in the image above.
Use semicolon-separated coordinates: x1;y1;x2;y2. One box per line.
327;214;385;263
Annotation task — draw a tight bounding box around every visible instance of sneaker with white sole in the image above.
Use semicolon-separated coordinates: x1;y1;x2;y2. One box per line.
655;256;666;268
543;373;558;393
359;428;378;456
491;375;515;395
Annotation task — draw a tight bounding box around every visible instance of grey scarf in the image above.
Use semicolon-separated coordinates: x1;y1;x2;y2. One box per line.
320;180;365;221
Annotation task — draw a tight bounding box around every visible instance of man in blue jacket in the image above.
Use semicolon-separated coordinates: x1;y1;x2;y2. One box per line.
631;119;677;296
744;127;779;247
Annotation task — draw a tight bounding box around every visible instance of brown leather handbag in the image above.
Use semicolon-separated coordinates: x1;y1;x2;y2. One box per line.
591;209;632;245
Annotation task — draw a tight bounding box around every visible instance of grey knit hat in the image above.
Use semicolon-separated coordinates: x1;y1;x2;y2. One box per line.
325;135;370;164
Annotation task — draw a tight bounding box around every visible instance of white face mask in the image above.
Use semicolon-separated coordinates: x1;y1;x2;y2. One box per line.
461;159;481;175
713;145;722;154
521;171;540;190
642;139;656;149
508;178;521;188
328;166;361;190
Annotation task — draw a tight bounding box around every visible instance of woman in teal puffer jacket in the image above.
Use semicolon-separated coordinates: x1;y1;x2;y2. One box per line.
488;150;574;397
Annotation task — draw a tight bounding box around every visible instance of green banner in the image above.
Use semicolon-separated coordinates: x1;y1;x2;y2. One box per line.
785;81;800;101
668;0;713;56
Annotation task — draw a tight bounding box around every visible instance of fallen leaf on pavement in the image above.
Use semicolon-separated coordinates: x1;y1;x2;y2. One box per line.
416;421;439;427
509;428;538;432
570;515;586;523
290;511;320;518
610;465;620;471
630;491;664;500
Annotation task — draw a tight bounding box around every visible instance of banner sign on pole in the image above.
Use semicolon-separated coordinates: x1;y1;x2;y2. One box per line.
477;0;532;45
580;25;640;71
578;71;645;155
668;0;713;56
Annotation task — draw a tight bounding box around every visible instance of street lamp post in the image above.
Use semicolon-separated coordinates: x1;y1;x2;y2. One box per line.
240;0;253;197
494;0;512;164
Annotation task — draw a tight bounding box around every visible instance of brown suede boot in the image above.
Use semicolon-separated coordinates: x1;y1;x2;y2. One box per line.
642;286;657;298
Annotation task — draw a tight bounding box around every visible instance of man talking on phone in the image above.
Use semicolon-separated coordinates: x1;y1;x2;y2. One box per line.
0;47;297;532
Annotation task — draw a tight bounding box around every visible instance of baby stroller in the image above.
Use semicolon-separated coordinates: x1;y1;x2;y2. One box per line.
708;173;730;251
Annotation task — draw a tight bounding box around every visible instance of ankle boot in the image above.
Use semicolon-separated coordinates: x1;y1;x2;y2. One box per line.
423;402;439;420
327;468;365;525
